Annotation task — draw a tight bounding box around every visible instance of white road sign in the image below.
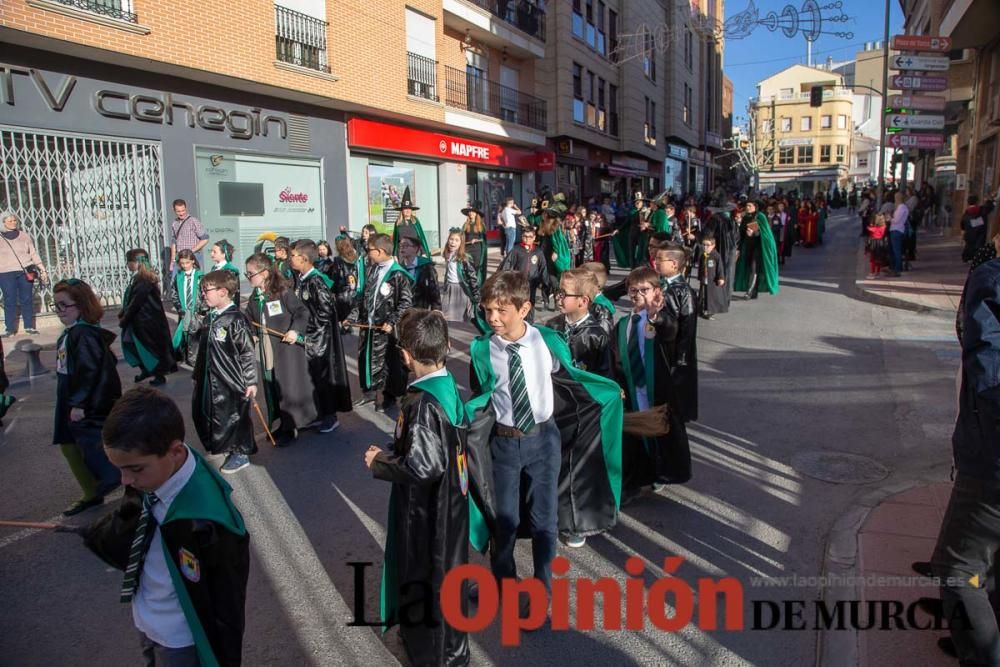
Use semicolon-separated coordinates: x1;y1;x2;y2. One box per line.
885;114;946;130
890;55;950;72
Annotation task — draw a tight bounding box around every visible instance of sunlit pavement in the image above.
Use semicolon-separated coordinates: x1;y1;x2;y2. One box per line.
0;212;959;666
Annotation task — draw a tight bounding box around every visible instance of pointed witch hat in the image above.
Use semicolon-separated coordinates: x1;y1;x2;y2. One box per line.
391;186;419;211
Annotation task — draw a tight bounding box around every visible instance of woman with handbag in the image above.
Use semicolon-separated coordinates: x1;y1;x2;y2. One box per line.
0;212;48;337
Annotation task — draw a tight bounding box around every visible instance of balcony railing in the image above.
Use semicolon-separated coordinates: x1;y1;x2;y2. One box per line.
444;65;546;131
407;53;439;101
462;0;546;41
52;0;137;22
275;4;330;73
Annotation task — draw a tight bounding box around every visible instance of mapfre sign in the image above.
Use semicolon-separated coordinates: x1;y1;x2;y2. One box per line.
347;118;554;171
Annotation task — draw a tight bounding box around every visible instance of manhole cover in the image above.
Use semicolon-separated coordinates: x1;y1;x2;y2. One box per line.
790;451;890;485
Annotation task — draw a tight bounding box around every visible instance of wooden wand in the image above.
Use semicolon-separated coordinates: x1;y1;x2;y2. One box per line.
251;399;277;447
342;321;382;330
251;321;303;345
0;520;80;532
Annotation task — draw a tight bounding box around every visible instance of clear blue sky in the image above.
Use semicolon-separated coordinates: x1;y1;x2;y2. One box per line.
723;0;905;127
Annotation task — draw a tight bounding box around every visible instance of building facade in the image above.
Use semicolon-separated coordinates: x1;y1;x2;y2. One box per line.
0;0;553;307
751;64;854;195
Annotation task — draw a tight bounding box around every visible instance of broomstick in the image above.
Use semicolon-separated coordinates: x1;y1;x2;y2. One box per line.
0;520;81;533
342;321;384;331
251;321;303;345
251;399;277;447
592;231;619;241
622;404;671;437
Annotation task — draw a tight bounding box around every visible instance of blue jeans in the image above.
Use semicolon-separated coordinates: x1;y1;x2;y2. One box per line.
503;226;516;256
490;417;560;589
0;270;35;331
889;230;904;273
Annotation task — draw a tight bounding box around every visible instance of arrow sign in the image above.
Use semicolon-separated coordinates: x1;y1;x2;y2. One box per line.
890;55;950;71
888;95;947;111
891;35;953;53
885;114;946;129
885;133;945;150
891;75;948;91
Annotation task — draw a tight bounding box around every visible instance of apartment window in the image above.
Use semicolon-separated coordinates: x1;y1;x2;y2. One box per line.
644;97;657;146
608;10;618;61
779;147;794;164
837;114;848;129
820;145;831;163
761;119;773;133
801;116;812;131
609;83;619;135
53;0;138;22
836;144;846;161
276;5;330;72
405;8;437;100
585;0;596;48
597;1;606;55
586;70;597;126
684;30;693;70
597;77;606;130
858;155;869;168
780;87;794;97
643;32;655;80
572;63;584;123
820;115;832;129
797;145;813;163
572;0;584;38
781;117;792;132
683;84;692;126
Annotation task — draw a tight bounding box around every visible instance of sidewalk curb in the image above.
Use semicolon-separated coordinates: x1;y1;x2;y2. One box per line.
851;247;956;319
816;474;947;667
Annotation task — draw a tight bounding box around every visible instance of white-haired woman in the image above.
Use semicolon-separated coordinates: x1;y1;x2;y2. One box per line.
0;212;47;336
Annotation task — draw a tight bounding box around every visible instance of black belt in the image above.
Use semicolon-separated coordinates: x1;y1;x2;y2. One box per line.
494;424;528;438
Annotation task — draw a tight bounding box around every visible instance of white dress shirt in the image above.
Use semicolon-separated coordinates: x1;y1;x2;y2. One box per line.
408;365;448;389
628;310;651;412
488;324;556;426
133;446;197;648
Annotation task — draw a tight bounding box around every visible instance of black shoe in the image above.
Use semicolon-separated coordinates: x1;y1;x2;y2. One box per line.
150;375;166;386
916;597;942;617
938;636;957;658
354;394;375;407
62;496;104;516
911;561;934;578
275;429;298;447
134;371;152;383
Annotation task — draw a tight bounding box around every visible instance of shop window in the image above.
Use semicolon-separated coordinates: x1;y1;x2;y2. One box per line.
219;182;265;216
779;147;794;164
797;145;813;164
820;145;831;163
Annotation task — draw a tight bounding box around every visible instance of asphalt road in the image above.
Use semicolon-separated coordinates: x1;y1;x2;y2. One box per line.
0;211;958;666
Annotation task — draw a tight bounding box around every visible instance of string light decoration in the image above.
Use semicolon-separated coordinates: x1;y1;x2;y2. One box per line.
608;0;854;65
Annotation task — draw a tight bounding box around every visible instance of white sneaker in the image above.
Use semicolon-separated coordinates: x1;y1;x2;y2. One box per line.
563;534;586;548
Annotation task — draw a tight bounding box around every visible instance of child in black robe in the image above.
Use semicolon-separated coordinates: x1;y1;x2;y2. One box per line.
497;227;549;317
245;253;316;445
120;248;175;386
697;235;726;320
365;310;471;667
652;244;699;423
291;240;353;432
546;267;612;376
398;233;441;310
192;269;257;474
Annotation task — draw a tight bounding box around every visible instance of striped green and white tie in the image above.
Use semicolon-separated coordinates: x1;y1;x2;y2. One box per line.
506;343;535;433
120;493;159;603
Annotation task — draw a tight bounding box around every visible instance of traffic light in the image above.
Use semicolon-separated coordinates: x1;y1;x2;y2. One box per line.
810;86;823;108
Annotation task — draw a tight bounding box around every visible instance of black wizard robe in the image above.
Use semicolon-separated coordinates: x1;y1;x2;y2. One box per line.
701;214;740;312
245;287;317;430
330;255;365;324
404;257;442;311
373;370;471;667
295;269;353;414
545;312;613;376
662;276;699;423
698;249;727;316
193;305;257;455
352;261;414;396
465;326;624;540
393;217;431;256
120;276;176;376
611;314;692;490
